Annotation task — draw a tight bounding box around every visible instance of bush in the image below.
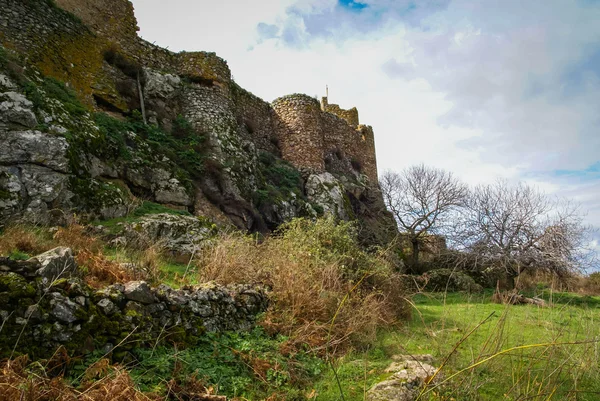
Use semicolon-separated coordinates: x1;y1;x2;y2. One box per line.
423;268;483;293
197;217;409;354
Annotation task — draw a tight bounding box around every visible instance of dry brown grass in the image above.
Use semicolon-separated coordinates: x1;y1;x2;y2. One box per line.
0;225;54;256
197;218;409;355
53;225;135;288
0;355;233;401
0;355;158;401
0;224;135;288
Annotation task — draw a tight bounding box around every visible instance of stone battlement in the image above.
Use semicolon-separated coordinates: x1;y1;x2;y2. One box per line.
321;96;360;127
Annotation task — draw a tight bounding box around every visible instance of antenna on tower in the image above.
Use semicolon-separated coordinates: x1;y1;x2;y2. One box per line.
326;84;329;98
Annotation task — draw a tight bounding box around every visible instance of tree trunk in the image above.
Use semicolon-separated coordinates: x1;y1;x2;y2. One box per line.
411;238;420;274
506;273;516;290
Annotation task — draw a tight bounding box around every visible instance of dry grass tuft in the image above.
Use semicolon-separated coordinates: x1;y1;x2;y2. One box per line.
0;356;153;401
0;225;53;256
0;355;235;401
52;224;135;287
198;218;409;354
0;223;135;287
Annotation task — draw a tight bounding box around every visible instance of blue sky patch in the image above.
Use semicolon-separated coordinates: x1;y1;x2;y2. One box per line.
338;0;368;11
551;162;600;180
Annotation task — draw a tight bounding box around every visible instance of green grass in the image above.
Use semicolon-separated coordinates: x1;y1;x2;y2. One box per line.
313;291;600;400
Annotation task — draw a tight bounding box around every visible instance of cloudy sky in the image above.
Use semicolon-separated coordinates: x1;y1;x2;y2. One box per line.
129;0;600;259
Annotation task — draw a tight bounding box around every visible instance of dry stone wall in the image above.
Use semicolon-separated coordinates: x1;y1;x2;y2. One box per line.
0;247;268;359
231;83;279;154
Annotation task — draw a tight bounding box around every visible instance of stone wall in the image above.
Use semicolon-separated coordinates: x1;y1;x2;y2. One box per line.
231;83;279;154
0;0;383;230
0;0;107;104
55;0;231;85
0;247;268;359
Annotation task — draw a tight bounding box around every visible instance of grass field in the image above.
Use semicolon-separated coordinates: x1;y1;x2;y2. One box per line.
315;291;600;400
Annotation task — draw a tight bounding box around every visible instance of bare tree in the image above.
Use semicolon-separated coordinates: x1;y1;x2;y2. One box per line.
380;165;468;272
459;180;594;288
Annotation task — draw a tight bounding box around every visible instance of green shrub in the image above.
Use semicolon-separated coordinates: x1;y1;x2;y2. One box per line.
253;151;305;210
423;268;483;293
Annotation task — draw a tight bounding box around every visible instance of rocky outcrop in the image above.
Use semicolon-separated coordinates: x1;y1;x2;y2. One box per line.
368;354;440;401
0;248;269;359
118;213;216;254
306;172;351;220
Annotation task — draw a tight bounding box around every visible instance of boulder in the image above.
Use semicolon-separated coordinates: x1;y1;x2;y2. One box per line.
29;247;78;282
123;281;155;304
0;130;69;173
0;91;37;128
368;354;439;401
123;213;214;254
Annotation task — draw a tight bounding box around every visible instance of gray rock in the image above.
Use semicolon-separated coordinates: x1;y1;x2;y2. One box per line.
367;355;439;401
88;155;119;178
97;298;117;315
123;213;213;254
19;164;70;203
96;284;125;303
0;74;18;91
49;292;80;324
0;164;73;225
144;69;181;99
306;172;350;220
151;168;192;206
0;130;69;172
29;247;77;282
123;281;155;304
0;91;37;128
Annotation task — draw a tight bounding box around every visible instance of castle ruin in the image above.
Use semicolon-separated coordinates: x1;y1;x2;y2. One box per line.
0;0;379;185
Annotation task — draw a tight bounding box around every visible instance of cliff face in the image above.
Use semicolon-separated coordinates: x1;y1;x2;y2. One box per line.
0;0;395;245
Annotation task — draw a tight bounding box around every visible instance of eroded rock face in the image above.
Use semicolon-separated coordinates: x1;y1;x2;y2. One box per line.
0;88;74;223
306;172;350;220
367;355;439;401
